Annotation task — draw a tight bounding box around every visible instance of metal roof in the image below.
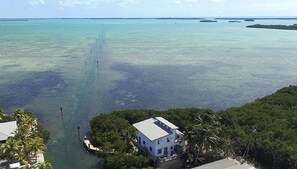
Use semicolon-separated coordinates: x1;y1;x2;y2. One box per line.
192;158;256;169
228;165;255;169
0;121;17;141
133;118;170;141
155;117;178;129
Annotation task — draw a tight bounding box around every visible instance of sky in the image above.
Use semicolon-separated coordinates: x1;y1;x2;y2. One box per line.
0;0;297;18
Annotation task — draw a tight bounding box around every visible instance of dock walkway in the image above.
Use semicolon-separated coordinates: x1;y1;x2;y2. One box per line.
83;136;117;154
83;138;101;152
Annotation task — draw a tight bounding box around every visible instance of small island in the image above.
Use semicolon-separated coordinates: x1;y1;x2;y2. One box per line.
247;24;297;30
0;19;29;22
229;20;241;23
200;19;217;22
244;18;255;21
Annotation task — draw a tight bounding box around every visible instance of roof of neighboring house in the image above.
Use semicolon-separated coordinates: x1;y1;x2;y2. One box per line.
0;121;17;141
191;158;256;169
133;117;179;141
155;117;178;129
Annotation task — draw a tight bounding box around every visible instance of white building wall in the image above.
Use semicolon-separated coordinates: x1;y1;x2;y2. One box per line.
137;131;156;156
136;122;181;157
154;132;176;157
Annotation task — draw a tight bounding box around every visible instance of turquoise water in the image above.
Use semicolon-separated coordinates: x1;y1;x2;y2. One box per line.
1;19;297;168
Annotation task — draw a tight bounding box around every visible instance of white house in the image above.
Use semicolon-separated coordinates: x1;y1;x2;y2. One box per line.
0;121;17;142
133;117;184;157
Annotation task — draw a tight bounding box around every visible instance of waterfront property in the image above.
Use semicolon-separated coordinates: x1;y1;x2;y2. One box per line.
3;18;297;169
0;111;50;169
133;117;185;158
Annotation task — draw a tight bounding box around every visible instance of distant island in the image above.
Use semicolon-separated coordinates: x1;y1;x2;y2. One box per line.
247;24;297;30
0;19;29;22
200;19;217;22
229;20;241;23
157;17;205;20
244;19;255;21
89;85;297;169
215;17;297;20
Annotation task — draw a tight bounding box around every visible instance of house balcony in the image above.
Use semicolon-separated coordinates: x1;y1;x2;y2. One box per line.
175;130;186;151
133;139;150;155
133;139;183;163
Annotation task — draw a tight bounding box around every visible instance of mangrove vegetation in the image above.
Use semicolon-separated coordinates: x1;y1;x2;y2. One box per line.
247;24;297;30
90;85;297;169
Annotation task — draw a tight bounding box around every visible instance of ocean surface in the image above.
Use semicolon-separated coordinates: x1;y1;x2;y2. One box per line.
0;18;297;168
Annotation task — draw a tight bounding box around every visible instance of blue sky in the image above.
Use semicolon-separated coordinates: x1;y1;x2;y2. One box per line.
1;0;297;18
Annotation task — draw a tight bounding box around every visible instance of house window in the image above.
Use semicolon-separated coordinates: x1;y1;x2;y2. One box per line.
143;141;146;145
171;146;173;150
158;149;162;154
150;147;152;152
167;138;170;142
158;140;160;144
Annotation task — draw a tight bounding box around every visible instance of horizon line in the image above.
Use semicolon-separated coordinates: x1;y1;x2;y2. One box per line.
1;17;297;20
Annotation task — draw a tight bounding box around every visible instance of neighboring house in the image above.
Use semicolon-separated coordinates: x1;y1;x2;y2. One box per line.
0;121;17;143
191;158;256;169
133;117;184;157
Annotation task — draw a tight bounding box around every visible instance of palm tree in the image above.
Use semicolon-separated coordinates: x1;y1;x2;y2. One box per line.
22;165;34;169
0;113;4;121
0;108;3;120
0;109;9;122
27;137;46;159
13;110;26;122
13;110;37;128
38;162;53;169
187;112;223;165
13;127;28;141
1;138;23;162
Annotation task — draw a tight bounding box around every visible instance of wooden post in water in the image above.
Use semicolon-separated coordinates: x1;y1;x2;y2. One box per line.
77;125;81;139
60;107;63;118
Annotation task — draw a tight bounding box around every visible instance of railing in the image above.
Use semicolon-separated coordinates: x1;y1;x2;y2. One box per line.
133;139;148;154
133;139;183;164
158;154;180;163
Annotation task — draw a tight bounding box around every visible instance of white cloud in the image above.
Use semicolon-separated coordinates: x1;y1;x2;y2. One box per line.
28;0;45;5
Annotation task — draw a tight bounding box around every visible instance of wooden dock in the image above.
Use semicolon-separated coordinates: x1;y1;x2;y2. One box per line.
83;136;116;154
83;137;101;152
